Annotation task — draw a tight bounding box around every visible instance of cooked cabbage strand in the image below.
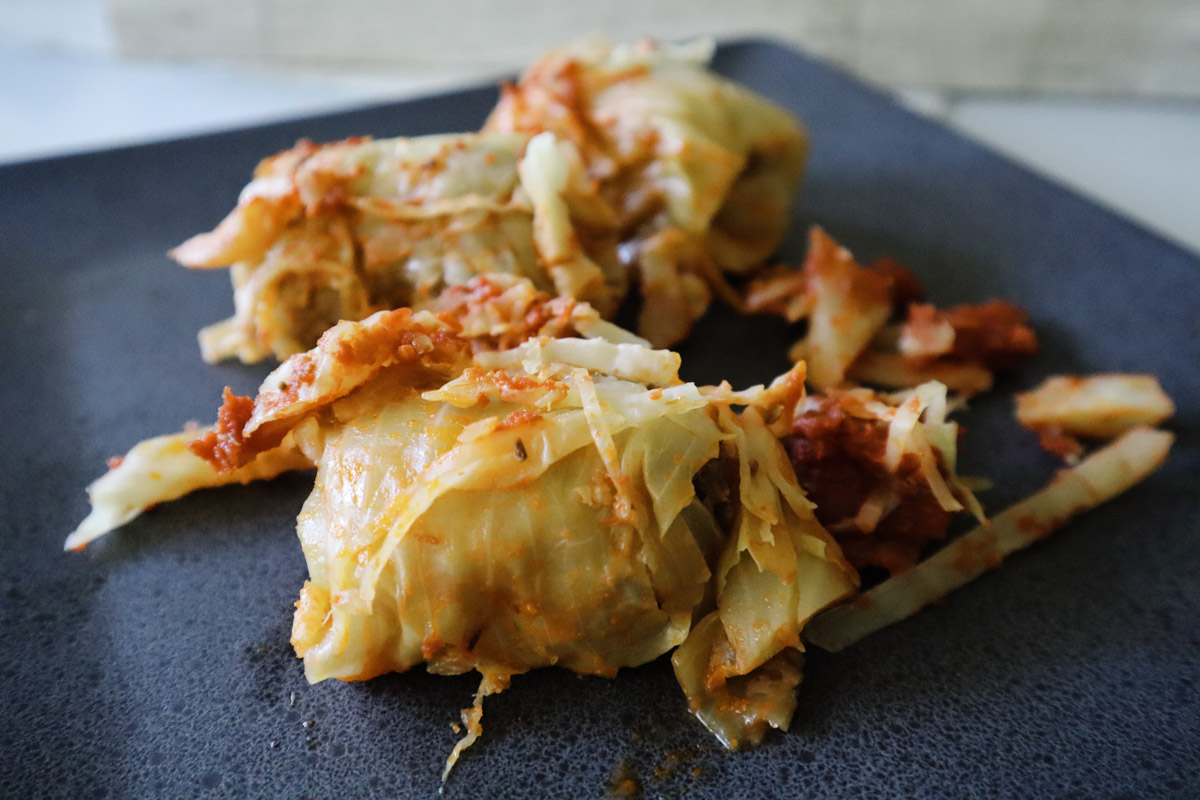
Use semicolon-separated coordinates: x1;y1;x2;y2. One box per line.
805;426;1175;652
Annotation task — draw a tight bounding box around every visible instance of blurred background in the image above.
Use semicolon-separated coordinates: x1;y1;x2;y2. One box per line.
2;0;1197;253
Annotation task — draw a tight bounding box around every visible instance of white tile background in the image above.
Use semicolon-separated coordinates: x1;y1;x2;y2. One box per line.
2;0;1197;254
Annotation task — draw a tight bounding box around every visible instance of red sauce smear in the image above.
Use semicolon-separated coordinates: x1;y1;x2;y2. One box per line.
188;388;255;473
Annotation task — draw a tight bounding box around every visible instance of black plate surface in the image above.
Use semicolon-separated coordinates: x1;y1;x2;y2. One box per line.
2;40;1197;799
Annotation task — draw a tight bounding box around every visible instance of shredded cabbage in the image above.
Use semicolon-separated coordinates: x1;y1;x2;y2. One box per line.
668;376;858;748
474;336;682;387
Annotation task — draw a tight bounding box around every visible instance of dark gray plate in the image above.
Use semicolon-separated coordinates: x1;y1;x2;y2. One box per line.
2;40;1197;799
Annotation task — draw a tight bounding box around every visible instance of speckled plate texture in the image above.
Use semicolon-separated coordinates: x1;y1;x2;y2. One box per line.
2;40;1197;800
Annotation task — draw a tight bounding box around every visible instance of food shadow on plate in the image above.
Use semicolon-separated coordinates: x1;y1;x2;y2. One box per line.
85;474;314;564
260;652;728;797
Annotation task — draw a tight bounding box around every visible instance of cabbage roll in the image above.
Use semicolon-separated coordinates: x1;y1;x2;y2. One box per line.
177;39;809;363
160;307;855;767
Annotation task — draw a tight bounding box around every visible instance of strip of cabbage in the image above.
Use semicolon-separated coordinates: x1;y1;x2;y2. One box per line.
805;426;1175;652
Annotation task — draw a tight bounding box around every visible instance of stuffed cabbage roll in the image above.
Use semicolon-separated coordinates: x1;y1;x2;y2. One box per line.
486;38;809;346
177;39;809;364
146;306;854;768
175;131;624;363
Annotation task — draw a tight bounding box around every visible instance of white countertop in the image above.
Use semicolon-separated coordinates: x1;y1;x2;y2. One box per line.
2;2;1197;255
